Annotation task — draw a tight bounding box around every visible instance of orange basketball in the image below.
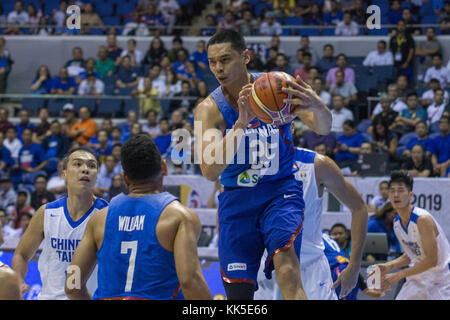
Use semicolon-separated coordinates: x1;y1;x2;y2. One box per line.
249;71;297;126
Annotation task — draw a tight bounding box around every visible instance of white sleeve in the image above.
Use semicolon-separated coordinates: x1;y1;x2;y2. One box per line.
424;68;432;83
362;52;373;66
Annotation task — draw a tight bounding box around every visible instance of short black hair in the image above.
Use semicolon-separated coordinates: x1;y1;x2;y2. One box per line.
343;119;355;128
62;146;99;170
388;170;414;191
121;134;162;182
207;29;246;53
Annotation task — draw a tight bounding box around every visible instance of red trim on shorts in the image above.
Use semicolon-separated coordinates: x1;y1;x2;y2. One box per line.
265;214;304;271
220;266;255;285
99;296;151;300
172;284;181;300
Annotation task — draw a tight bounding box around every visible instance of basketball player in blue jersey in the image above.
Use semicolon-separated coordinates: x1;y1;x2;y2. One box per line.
12;147;108;300
65;134;212;300
255;145;368;300
370;170;450;300
195;29;332;299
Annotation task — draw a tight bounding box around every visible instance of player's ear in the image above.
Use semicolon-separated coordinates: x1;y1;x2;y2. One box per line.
243;49;251;65
161;159;168;177
122;173;130;187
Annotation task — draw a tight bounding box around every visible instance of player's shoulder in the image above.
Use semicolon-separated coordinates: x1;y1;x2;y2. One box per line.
44;196;67;210
195;95;218;115
294;147;316;164
164;201;199;224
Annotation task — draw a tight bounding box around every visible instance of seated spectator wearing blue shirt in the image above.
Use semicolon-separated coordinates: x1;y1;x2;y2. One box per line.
41;120;70;174
30;65;53;94
403;121;434;158
94;129;113;165
153;117;172;158
172;48;190;81
388;0;403;25
367;202;401;261
65;46;86;77
115;55;140;94
94;154;116;200
431;115;450;177
189;40;208;70
315;44;337;76
392;92;428;136
88;119;114;149
119;110;138;144
11;128;47;185
201;14;218;36
323;0;343;26
50;67;77;95
0;131;13;174
16;110;35;143
334;120;367;167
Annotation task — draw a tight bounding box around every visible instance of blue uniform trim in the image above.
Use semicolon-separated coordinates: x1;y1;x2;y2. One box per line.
63;196;108;229
45;197;66;210
397;206;416;234
295;148;316;164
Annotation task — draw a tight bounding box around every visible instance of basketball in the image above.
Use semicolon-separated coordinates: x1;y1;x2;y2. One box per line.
249;71;297;126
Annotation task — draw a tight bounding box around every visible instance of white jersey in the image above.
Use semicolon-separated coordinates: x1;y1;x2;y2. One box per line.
38;196;108;300
393;206;450;284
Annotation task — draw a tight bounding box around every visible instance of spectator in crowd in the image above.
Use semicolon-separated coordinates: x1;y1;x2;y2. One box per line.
110;128;122;148
122;11;150;37
290;49;305;72
68;106;98;145
299;36;320;67
144;3;166;36
396;74;410;99
401;144;433;177
371;117;399;160
42;120;70;171
65;47;86;78
50;67;77;95
7;0;29;26
388;0;403;25
170;109;184;131
246;47;265;72
93;130;112;165
3;127;22;163
367;202;401;258
218;9;237;31
163;69;182;98
392;92;428;135
311;77;331;107
110;143;123;174
60;103;77;138
0;38;10;93
30;175;55;211
421;78;449;107
167;36;186;63
0;132;13;174
301;129;337;158
120;39;144;66
78;71;104;96
272;53;293;75
10;189;34;229
94;154;116;200
142;110;160;138
141;64;166;95
0;208;19;240
15;110;35;142
430;115;450;177
143;36;168;68
108;173;128;201
325;53;355;89
88;118;113;149
294;52;313;82
236;9;257;36
0;174;16;215
169;80;195;115
264;47;278;72
0;107;14;135
33;108;51;144
323;0;343;26
330;95;354;133
188;40;208;70
200;14;218;36
78;58;100;81
367;180;390;213
334;11;358;36
424;53;450;89
329;70;358;107
130;122;143;139
439;1;450;34
95;46;115;78
369;94;398;133
158;0;181;35
119;110;138;143
401;7;420;35
415;27;442;77
313;142;327;156
403;121;433;158
363;40;394;67
171;48;192;81
12;128;48;185
427;88;448;126
389;20;416;83
46;159;66;200
329;223;351;257
80;2;103;35
30;65;53;94
138;77;162;116
334;120;367;167
154;117;172;158
372;83;408;115
213;2;225;24
52;0;68;32
116;55;140;93
259;11;282;36
106;34;123;67
351;141;375;176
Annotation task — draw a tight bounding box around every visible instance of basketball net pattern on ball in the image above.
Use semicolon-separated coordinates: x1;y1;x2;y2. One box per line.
250;74;296;126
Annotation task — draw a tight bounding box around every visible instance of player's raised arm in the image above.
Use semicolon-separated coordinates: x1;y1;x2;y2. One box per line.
315;155;368;298
283;75;332;135
11;205;45;295
171;205;212;300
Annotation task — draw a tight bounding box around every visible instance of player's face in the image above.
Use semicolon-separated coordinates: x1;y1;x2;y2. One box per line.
63;151;99;191
388;182;413;210
207;42;249;87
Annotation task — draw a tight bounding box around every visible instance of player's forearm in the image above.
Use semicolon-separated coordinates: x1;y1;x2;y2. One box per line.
179;271;213;300
295;104;332;135
383;253;411;272
11;253;29;283
348;207;368;266
395;257;437;280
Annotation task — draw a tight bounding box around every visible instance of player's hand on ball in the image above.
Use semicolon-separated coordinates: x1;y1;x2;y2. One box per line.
236;83;256;127
282;75;325;113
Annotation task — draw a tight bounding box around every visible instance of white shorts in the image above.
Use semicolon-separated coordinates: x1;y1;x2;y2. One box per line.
254;246;337;300
396;278;450;300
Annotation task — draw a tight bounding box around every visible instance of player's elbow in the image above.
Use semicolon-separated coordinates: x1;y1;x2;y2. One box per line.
425;254;439;269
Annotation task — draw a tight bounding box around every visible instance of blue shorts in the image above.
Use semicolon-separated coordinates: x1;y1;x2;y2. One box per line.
218;176;304;290
331;264;359;300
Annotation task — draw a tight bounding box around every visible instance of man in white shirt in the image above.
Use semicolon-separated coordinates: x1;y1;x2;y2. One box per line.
427;88;447;125
3;127;22;163
120;39;144;66
363;40;394;67
421;78;450;106
372;83;408;116
331;95;354;133
7;1;29;26
46;160;66;200
157;0;180;34
77;72;104;96
335;12;359;36
424;53;450;88
258;11;282;36
122;12;150;37
311;77;331;106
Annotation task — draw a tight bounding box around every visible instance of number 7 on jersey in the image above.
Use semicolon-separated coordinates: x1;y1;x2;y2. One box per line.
121;241;138;292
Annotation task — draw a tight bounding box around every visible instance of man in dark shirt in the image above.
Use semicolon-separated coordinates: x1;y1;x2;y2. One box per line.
315;44;336;75
389;20;415;83
30;175;55;210
0;107;13;135
370;94;399;131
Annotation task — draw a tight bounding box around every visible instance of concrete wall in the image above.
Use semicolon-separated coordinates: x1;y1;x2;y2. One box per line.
3;35;450;94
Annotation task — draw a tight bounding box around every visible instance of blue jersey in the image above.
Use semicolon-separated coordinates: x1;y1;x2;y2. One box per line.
322;232;350;270
94;192;183;300
211;73;296;188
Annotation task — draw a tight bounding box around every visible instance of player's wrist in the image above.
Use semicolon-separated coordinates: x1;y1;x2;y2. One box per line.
234;119;247;130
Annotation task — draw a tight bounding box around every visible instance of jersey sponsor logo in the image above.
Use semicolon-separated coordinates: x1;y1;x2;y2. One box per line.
237;169;260;187
118;215;145;232
227;263;247;271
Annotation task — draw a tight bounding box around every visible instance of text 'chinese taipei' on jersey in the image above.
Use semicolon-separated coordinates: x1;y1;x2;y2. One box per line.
93;192;183;300
211;73;296;188
393;206;450;283
38;196;108;300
